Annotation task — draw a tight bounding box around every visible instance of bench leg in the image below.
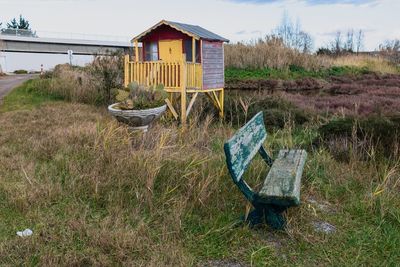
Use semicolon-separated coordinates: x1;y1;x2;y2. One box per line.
264;205;287;230
245;205;287;230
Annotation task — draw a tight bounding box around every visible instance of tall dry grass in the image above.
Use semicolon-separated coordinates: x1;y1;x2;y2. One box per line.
333;55;399;74
224;37;332;70
0;103;234;265
0;99;399;265
49;64;101;104
225;38;399;76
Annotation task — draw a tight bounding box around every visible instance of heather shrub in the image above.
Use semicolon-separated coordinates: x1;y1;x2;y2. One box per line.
224;93;309;128
319;116;400;160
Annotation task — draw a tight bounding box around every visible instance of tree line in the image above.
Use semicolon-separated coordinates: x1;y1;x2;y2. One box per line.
267;12;399;59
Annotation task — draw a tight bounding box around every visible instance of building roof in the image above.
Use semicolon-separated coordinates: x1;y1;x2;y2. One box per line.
132;20;229;43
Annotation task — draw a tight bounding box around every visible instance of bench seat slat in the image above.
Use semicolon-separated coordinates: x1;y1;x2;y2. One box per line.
257;149;307;207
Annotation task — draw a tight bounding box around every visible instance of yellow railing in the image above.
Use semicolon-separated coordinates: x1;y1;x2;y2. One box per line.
124;56;202;90
186;63;202;89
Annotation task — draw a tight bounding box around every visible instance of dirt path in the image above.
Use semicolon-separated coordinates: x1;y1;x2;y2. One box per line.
0;74;37;103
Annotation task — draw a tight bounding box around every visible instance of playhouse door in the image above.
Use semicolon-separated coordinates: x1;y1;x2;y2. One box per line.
159;40;182;62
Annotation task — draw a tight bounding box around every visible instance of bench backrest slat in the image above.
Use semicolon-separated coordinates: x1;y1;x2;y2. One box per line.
224;112;266;182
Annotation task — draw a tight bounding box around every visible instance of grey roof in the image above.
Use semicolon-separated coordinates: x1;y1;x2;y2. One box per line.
166;21;229;42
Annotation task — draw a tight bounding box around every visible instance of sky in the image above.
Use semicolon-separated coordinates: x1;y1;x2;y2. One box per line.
1;0;399;71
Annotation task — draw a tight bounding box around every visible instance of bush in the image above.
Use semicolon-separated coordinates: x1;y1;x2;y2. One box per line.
85;54;124;104
319;116;400;160
45;54;124;106
13;69;28;74
224;93;309;128
50;64;103;105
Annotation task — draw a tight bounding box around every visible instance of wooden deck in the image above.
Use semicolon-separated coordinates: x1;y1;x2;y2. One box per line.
124;56;202;91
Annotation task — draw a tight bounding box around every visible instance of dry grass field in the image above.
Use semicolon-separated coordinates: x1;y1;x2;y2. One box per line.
0;80;399;266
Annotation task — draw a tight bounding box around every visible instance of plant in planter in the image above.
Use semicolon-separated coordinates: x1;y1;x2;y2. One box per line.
108;82;168;132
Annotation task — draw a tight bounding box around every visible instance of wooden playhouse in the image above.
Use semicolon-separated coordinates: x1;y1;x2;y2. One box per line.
124;20;229;124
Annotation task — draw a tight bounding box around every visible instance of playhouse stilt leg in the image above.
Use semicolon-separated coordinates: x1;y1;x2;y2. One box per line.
169;92;174;107
219;89;224;118
181;91;187;125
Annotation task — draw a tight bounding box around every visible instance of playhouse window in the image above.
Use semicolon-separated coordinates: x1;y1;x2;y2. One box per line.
184;40;201;63
145;42;158;61
184;40;192;62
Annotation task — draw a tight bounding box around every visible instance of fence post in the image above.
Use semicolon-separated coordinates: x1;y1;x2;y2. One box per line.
124;54;129;88
135;40;139;62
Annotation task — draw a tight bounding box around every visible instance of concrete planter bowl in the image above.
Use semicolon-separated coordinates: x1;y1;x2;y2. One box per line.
108;103;167;132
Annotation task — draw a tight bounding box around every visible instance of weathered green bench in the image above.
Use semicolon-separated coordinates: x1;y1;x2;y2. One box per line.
224;112;307;229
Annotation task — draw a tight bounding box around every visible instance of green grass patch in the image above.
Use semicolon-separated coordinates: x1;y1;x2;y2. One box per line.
0;79;63;112
225;65;370;81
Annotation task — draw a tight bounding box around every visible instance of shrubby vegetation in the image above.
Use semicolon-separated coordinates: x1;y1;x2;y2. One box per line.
115;82;168;110
319;116;400;160
31;54;123;106
13;69;28;74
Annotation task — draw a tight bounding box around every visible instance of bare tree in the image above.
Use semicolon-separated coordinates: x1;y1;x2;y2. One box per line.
379;39;400;63
331;31;342;54
345;29;354;52
273;11;314;53
298;31;313;53
355;30;364;54
326;29;364;55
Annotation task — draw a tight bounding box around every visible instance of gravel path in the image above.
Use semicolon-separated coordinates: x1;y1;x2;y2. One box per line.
0;74;36;103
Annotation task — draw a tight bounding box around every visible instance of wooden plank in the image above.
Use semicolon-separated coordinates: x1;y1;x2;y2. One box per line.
186;92;198;117
192;37;196;63
161;64;164;86
181;58;187;125
135;40;139;62
205;92;219;109
258;149;307;207
224;112;267;182
219;89;224;118
133;62;136;82
165;98;178;120
212;91;221;110
130;62;134;83
168;64;172;88
203;73;224;79
124;54;129;87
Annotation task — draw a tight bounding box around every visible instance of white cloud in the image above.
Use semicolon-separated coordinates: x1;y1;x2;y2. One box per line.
1;0;399;70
